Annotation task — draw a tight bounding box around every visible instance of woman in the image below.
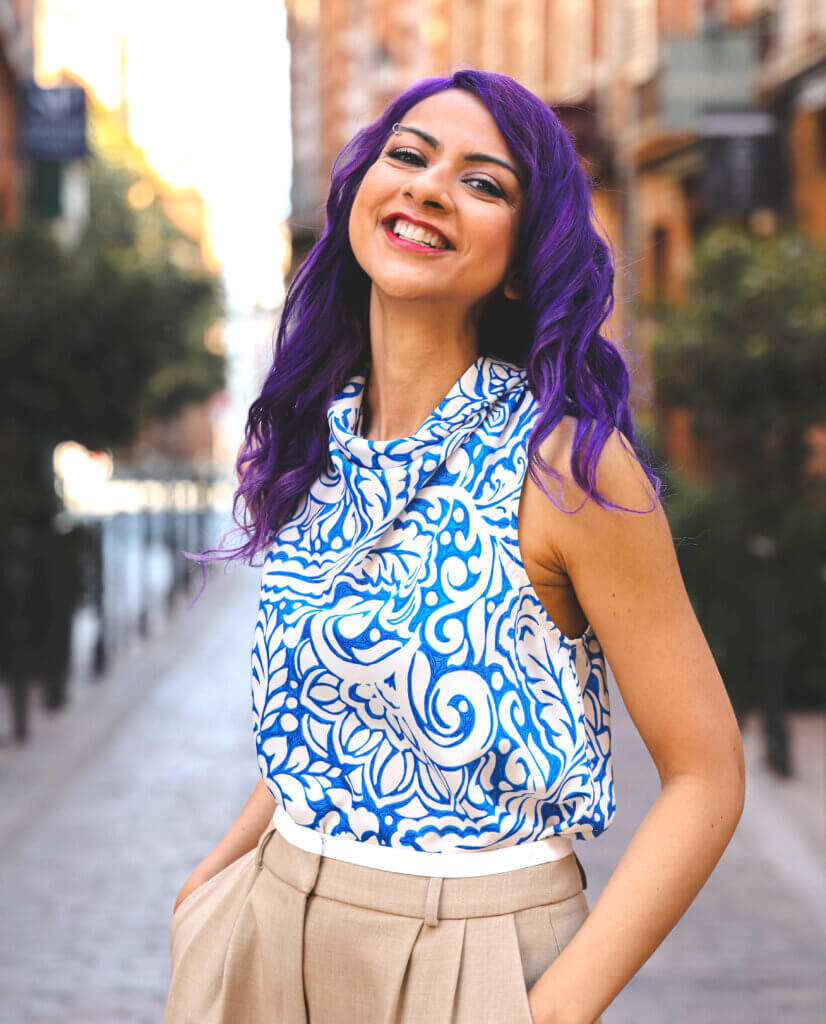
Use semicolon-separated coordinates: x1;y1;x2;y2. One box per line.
166;69;746;1024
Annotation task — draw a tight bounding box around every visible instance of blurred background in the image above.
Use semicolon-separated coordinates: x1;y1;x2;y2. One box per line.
0;1;824;1021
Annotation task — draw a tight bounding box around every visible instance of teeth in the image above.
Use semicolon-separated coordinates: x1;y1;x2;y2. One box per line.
391;218;448;249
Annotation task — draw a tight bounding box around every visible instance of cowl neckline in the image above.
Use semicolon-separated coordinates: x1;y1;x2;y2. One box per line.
327;353;528;472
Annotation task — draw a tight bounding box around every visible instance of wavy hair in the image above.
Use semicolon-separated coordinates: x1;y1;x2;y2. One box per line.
184;67;663;601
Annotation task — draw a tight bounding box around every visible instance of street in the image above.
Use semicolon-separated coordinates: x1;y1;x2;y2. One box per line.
0;564;823;1023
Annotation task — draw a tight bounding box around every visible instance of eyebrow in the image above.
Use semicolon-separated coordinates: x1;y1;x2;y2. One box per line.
391;123;524;188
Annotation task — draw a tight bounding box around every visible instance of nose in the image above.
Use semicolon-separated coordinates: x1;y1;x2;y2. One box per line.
401;163;453;212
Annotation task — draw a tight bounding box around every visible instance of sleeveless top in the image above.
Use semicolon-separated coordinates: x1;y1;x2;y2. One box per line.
250;353;616;876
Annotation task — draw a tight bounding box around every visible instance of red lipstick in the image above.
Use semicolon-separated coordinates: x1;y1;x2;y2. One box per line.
381;214;454;253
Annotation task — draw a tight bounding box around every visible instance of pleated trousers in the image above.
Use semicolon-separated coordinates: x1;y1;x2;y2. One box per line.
165;823;603;1024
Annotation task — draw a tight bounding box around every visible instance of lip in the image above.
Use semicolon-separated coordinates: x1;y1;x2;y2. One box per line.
381;212;454;251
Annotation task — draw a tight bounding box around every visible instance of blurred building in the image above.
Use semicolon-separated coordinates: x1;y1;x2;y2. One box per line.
96;102;221;279
758;0;826;239
610;0;826;451
603;0;780;428
30;65;221;275
615;1;779;297
0;0;34;223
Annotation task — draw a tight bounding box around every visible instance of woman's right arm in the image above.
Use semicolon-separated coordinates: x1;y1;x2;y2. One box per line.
173;778;276;912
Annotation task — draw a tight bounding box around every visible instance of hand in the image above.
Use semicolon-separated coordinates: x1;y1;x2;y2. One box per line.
172;867;212;915
172;886;194;915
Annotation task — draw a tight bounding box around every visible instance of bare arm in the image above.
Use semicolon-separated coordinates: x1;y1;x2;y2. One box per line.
174;779;276;912
526;422;746;1024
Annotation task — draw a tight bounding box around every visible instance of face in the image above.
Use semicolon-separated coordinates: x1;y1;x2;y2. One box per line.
348;89;525;315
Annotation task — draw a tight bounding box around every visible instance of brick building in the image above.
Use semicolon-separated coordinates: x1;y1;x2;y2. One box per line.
0;0;34;224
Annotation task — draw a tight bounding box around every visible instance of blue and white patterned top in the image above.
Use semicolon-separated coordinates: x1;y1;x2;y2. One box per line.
251;353;615;864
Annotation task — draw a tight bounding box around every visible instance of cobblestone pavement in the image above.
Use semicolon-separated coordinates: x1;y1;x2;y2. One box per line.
0;562;824;1022
583;698;826;1024
0;565;263;1023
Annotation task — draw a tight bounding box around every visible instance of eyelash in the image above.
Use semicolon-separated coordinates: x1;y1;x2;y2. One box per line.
386;147;506;198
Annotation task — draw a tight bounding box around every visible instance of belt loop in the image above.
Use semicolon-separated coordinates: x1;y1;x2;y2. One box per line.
423;875;443;927
256;826;277;869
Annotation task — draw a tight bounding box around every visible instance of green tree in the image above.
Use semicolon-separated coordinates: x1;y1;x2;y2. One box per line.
0;142;225;732
649;225;826;761
0;151;225;527
652;226;826;545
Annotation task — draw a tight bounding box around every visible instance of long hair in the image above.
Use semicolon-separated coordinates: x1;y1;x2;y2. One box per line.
185;67;663;600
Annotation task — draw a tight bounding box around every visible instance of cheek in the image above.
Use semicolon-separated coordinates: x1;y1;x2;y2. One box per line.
478;205;516;246
348;192;372;267
348;174;383;255
467;211;517;278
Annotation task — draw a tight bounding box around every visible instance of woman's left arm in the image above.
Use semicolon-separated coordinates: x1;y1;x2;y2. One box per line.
527;426;747;1024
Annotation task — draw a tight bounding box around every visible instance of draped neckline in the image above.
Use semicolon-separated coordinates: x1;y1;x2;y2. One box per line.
326;353;528;472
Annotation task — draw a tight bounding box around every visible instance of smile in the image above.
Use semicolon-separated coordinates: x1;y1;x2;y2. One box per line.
381;220;453;254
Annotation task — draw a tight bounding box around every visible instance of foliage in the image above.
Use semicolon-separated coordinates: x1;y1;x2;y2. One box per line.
648;225;826;711
650;224;826;550
0;148;226;530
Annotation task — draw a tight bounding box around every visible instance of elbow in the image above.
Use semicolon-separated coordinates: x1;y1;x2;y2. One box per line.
661;734;747;819
718;733;748;821
713;723;748;815
713;742;748;827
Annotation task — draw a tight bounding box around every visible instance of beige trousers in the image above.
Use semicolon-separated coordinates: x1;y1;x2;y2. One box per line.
166;823;603;1024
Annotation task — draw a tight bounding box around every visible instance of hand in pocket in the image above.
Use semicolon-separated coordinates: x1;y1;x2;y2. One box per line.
172;868;215;918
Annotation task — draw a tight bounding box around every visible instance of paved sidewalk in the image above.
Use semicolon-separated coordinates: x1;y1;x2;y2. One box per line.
0;563;263;1023
582;692;826;1023
0;564;823;1022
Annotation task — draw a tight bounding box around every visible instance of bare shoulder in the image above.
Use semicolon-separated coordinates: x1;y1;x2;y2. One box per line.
529;415;668;572
535;415;655;508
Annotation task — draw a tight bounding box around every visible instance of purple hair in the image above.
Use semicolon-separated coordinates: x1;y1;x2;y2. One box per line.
184;68;662;601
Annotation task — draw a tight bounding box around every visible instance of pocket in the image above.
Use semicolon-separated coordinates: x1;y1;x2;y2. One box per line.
547;890;590;955
512;902;562;995
171;858;234;926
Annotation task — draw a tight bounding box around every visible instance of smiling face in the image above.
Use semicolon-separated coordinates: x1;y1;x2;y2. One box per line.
348;89;525;315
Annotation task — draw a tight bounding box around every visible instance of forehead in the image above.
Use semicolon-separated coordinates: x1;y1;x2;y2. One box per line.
398;90;511;154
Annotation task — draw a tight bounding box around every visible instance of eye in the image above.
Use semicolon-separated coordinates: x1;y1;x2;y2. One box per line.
385;147;506;199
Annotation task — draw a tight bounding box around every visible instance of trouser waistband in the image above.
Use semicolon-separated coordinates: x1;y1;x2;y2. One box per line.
254;826;588;927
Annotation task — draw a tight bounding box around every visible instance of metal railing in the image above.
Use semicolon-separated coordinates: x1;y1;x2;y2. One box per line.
1;477;234;743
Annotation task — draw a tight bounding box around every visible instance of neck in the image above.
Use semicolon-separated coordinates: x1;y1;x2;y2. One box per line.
362;290;480;442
